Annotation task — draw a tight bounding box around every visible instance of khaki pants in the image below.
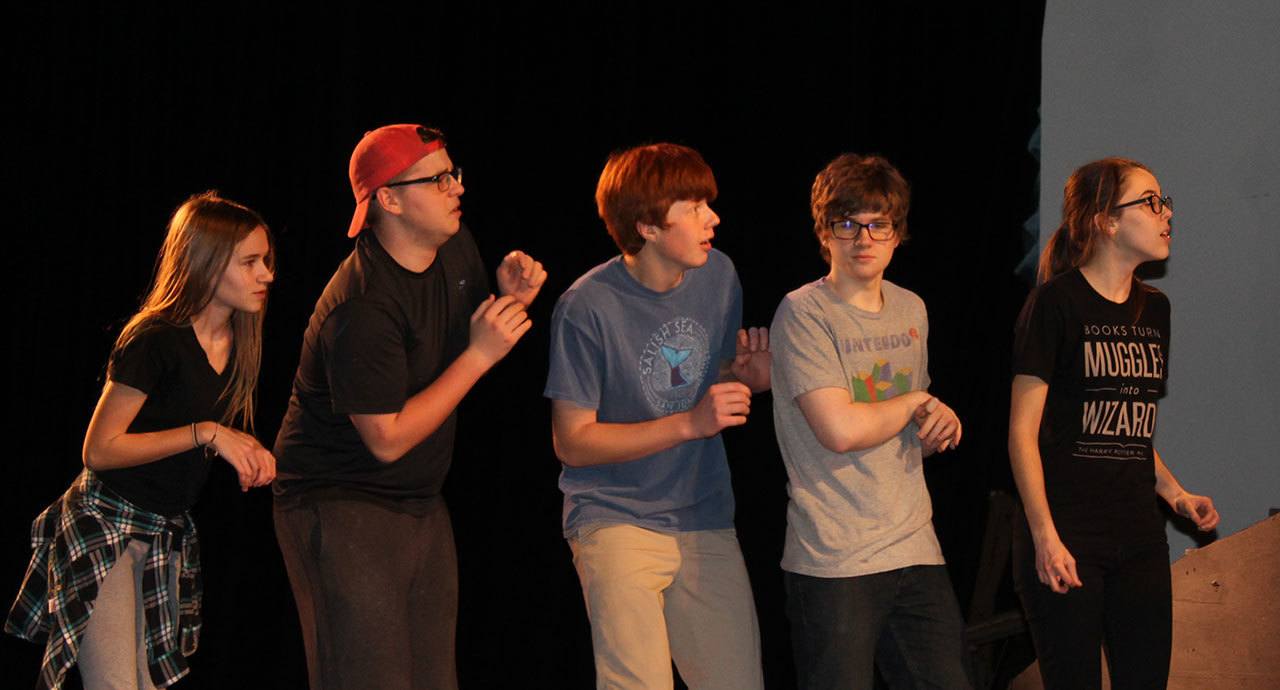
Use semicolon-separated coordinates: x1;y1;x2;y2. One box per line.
570;524;764;690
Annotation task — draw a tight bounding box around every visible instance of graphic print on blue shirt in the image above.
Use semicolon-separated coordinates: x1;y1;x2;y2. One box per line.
639;316;710;414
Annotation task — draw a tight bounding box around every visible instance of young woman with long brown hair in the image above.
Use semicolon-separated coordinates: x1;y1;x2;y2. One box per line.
5;192;277;689
1009;158;1219;689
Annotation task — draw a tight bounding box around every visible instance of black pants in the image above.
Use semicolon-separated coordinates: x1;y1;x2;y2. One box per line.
785;565;970;690
1013;527;1171;690
274;493;459;690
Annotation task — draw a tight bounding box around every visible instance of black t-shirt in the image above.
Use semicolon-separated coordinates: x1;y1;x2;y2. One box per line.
1013;269;1170;547
97;322;228;516
273;226;489;505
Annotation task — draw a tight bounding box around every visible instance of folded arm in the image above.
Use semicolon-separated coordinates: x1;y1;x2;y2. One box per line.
795;386;936;454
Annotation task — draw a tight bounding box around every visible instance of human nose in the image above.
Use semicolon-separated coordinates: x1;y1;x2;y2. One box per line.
259;261;275;283
707;206;720;227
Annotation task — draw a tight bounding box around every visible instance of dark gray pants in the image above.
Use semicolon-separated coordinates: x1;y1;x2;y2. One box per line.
274;494;458;690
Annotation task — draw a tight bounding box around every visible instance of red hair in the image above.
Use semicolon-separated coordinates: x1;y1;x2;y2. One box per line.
595;143;717;255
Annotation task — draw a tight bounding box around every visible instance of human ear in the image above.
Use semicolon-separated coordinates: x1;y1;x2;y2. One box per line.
1094;211;1118;236
636;221;661;242
375;187;402;216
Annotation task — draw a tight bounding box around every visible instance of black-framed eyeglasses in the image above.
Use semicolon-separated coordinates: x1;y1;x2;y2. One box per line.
1114;194;1172;215
829;218;896;241
384;167;463;193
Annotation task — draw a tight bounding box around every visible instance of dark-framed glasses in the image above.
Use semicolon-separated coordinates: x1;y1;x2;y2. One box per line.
1114;194;1172;215
385;167;463;193
829;218;896;241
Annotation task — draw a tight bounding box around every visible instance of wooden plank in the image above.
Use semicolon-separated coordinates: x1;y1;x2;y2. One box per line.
1169;514;1279;687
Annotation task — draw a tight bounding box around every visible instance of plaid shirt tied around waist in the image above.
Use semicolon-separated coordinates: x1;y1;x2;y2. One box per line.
4;469;202;689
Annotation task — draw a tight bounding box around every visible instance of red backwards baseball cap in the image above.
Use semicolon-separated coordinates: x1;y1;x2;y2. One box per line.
347;124;447;237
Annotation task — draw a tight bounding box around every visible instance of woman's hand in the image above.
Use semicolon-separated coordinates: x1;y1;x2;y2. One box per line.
204;423;276;491
1033;532;1083;594
1173;492;1220;531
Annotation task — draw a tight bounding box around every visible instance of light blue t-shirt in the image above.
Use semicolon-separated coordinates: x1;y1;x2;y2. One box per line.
544;250;743;537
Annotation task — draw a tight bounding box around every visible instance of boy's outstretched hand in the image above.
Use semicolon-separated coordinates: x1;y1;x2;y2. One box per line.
730;327;771;393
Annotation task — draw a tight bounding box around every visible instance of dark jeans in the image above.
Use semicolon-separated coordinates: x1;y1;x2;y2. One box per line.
1013;528;1171;690
274;493;459;690
785;565;970;690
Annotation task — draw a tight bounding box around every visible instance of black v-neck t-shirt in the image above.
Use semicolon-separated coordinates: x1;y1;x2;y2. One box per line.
97;322;230;516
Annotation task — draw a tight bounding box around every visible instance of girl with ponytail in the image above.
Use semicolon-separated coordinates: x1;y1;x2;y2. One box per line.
1008;158;1219;688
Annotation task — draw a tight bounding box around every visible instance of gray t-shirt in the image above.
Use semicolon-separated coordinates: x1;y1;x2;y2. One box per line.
770;278;944;577
544;250;742;537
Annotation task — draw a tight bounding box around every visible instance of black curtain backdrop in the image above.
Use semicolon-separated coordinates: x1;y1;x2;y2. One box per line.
4;4;1044;688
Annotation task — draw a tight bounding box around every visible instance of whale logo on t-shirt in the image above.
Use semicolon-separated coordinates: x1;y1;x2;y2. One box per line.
638;317;710;415
660;345;693;387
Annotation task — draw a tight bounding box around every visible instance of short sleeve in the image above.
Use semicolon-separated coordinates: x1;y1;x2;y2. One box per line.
919;301;932;391
1145;287;1172;382
453;224;491;309
108;326;176;395
544;294;604;410
322;301;409;415
1012;284;1064;381
1161;296;1171;380
770;295;848;401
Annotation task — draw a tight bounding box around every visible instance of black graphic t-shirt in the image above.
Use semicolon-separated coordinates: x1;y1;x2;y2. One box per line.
1013;269;1169;548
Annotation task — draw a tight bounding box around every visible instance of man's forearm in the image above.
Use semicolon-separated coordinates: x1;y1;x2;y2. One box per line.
353;349;493;462
554;412;696;467
801;389;930;453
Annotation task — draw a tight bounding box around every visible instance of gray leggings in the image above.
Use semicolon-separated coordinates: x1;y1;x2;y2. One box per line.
78;539;178;690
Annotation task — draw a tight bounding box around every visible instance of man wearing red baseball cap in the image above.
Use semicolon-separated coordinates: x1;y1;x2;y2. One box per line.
273;124;546;689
